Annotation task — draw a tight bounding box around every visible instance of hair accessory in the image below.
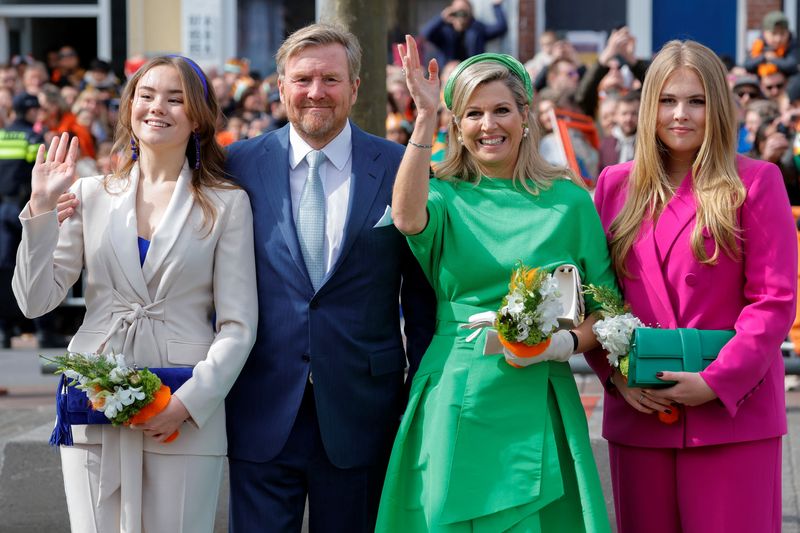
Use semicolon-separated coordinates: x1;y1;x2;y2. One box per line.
193;130;201;170
130;137;138;161
443;53;533;110
407;139;432;149
168;55;209;101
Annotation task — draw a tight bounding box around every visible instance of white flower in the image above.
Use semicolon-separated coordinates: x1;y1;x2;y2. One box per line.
103;394;125;419
593;313;645;364
109;366;130;384
506;290;525;316
115;386;145;407
516;322;530;342
538;276;561;299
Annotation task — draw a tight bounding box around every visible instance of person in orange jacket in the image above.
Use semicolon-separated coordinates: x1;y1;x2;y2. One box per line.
746;11;799;78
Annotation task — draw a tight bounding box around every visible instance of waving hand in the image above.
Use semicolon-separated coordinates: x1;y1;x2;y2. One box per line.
397;35;440;116
30;132;79;217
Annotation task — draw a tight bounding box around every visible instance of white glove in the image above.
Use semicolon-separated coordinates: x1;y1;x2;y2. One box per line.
503;330;575;368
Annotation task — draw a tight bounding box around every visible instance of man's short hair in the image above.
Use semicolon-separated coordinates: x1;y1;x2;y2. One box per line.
619;90;641;104
275;22;361;83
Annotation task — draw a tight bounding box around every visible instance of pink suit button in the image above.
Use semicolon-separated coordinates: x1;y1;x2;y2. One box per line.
685;273;698;286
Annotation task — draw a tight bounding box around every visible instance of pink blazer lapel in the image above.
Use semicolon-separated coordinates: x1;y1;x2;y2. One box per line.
654;172;697;263
630;219;679;328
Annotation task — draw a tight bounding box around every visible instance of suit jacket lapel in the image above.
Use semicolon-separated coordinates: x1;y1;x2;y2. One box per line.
631;219;679;328
107;165;151;304
141;161;195;284
654;172;697;262
322;126;384;286
259;129;309;281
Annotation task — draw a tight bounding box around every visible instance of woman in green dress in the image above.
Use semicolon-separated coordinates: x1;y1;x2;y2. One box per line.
375;36;616;532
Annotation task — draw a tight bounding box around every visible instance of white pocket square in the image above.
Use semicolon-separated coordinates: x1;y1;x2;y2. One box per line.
373;205;393;228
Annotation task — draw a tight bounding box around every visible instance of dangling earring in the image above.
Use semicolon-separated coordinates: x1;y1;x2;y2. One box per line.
457;134;463;144
130;137;139;161
522;124;530;138
193;130;201;170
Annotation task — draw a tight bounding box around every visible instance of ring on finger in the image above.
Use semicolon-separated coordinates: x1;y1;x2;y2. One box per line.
639;393;645;403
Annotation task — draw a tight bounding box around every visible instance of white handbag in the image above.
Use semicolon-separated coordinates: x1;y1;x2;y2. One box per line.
553;263;584;329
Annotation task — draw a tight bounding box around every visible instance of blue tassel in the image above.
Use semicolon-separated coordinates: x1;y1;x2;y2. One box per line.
49;374;73;447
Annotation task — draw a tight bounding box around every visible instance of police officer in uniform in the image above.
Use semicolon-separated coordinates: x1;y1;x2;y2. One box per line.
0;92;62;348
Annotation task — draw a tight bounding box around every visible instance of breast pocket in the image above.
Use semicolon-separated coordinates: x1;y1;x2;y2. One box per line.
67;330;107;354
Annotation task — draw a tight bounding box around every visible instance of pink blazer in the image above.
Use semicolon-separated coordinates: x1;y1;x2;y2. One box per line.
587;156;797;448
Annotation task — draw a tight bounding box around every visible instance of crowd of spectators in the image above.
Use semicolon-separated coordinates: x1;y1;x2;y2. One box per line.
387;4;800;212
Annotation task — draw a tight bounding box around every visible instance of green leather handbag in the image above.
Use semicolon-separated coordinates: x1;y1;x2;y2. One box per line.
627;328;735;388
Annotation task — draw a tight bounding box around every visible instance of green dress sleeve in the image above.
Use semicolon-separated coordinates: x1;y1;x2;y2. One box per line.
406;178;448;288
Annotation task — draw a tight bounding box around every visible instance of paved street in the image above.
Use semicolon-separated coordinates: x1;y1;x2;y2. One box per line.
0;346;798;532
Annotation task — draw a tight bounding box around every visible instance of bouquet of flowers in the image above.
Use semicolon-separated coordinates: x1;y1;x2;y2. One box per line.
44;352;181;443
583;284;644;377
495;262;563;364
584;285;678;424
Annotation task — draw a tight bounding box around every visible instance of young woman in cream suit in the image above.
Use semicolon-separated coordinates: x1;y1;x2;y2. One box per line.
13;56;257;532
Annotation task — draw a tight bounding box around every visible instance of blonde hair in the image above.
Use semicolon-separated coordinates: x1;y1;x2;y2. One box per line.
609;40;746;277
109;56;234;232
436;61;581;193
276;23;361;83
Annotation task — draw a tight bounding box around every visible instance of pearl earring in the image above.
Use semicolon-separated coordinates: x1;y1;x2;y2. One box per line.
522;125;530;138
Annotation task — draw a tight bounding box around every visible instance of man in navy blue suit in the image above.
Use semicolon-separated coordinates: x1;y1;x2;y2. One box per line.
225;23;435;532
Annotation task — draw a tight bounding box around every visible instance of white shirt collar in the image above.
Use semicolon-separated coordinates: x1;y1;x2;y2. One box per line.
289;121;352;171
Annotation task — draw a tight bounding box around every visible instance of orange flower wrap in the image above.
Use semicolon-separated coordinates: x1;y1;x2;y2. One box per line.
127;384;179;442
498;333;552;368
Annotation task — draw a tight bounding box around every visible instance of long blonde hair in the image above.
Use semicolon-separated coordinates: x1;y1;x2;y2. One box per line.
109;56;234;232
609;40;746;277
436;61;582;194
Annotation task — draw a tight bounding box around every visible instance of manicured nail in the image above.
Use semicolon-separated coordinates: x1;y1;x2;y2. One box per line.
656;372;663;377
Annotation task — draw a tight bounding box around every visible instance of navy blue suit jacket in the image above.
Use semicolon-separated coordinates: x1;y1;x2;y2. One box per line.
225;123;435;469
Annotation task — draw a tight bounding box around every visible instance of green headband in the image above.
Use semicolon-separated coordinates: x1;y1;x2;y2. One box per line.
443;53;533;110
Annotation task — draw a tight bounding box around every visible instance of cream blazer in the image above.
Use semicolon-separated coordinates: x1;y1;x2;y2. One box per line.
13;161;258;456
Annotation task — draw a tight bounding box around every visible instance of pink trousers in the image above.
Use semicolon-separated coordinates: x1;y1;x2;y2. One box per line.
609;437;782;533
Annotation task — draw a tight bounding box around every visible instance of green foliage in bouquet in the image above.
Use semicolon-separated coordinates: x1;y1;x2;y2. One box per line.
583;284;626;317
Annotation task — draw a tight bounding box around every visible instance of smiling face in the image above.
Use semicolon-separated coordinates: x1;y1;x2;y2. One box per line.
278;43;359;149
656;67;706;163
131;64;197;153
458;80;527;178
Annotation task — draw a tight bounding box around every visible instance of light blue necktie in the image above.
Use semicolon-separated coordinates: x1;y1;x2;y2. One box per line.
297;150;326;289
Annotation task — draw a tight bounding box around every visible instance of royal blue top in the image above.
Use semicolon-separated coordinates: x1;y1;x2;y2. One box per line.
137;237;150;266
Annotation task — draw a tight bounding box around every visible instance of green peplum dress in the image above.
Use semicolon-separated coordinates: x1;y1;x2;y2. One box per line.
375;176;617;533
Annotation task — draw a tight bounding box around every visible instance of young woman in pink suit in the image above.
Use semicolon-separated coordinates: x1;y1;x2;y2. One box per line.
588;40;797;533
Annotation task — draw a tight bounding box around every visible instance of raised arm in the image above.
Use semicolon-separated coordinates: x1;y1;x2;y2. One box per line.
393;35;441;235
